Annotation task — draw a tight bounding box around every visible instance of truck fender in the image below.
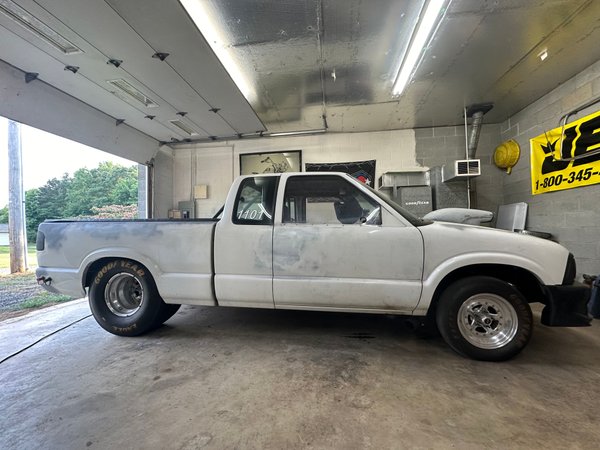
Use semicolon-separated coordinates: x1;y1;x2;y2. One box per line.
413;252;550;316
78;247;162;289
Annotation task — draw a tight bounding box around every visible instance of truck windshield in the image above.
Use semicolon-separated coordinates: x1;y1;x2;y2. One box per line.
360;180;432;227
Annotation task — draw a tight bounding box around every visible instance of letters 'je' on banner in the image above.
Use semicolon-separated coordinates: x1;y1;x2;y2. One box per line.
530;109;600;195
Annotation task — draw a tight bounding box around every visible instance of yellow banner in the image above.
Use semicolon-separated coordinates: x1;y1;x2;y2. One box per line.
530;109;600;195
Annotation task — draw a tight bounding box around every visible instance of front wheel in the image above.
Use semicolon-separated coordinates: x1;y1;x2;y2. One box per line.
436;276;533;361
88;259;163;336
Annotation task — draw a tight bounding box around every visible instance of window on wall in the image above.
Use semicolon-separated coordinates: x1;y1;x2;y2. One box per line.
233;176;278;225
283;175;381;225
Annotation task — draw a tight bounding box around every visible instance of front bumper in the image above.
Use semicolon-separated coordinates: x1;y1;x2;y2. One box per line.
541;282;591;327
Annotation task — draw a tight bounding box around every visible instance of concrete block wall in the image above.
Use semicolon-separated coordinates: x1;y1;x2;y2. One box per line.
173;146;235;217
414;123;503;213
152;148;174;219
174;125;505;218
168;59;600;276
499;59;600;276
137;164;147;219
172;129;418;217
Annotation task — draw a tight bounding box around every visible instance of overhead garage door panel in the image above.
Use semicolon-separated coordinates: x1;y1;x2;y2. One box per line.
105;0;266;135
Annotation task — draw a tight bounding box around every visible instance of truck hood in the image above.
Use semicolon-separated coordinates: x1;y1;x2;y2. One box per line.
418;222;570;285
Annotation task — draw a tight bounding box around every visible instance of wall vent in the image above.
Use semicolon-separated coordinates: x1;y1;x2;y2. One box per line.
442;159;481;182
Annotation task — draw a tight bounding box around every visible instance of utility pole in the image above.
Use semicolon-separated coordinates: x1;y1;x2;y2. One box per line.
8;120;27;273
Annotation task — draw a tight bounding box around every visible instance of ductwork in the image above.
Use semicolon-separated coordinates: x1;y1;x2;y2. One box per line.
465;103;494;159
468;111;484;159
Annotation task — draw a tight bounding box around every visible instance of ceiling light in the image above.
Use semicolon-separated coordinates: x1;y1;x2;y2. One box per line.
107;79;158;108
392;0;450;96
169;120;198;136
179;0;255;102
0;0;81;55
538;49;548;61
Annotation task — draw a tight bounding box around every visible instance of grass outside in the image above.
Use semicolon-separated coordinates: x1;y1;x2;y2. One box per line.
19;293;73;309
0;245;38;269
0;271;74;321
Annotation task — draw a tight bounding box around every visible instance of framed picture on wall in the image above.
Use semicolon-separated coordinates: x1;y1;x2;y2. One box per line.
239;150;302;175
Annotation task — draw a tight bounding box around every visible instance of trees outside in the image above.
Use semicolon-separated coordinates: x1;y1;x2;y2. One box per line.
25;174;70;234
65;163;137;217
3;163;139;241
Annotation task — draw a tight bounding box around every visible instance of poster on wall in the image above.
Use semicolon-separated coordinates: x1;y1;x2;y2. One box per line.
239;150;302;175
305;160;376;186
530;109;600;195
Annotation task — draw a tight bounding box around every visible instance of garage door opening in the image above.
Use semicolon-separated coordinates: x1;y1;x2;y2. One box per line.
0;116;143;318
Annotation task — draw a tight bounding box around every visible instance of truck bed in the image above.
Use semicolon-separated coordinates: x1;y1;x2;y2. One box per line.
36;219;218;305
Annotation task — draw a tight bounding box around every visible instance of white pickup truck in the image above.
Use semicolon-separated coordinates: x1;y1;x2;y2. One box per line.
36;172;590;360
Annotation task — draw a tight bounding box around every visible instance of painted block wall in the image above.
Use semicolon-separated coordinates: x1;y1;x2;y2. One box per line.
172;129;418;217
137;164;147;219
169;59;600;277
173;125;503;219
153;149;174;219
414;123;502;214
499;59;600;276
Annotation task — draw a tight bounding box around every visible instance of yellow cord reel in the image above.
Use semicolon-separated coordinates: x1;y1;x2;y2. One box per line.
494;139;520;174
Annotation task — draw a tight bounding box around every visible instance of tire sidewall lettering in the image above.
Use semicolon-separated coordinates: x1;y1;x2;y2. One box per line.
94;261;145;284
89;259;161;337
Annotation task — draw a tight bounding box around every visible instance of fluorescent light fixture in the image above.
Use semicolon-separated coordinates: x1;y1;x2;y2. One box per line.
267;129;326;137
169;119;198;136
392;0;448;96
107;79;158;108
179;0;255;102
0;0;81;54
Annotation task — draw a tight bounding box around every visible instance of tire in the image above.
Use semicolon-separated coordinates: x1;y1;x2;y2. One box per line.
88;259;163;336
436;276;533;361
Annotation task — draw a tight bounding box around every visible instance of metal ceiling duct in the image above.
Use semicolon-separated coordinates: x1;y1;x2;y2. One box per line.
465;103;493;159
180;0;426;133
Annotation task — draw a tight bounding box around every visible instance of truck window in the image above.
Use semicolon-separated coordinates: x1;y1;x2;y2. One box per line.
283;176;381;225
233;177;278;225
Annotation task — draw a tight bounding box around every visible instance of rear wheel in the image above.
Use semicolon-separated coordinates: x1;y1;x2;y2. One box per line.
89;259;163;336
436;276;533;361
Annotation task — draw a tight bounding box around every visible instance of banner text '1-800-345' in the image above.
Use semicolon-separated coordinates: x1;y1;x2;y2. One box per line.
530;109;600;195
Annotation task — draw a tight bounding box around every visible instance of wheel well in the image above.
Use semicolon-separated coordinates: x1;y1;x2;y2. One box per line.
83;257;149;288
427;264;545;319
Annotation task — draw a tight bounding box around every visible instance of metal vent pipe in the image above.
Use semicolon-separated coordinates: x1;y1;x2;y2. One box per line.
467;111;484;159
465;103;494;159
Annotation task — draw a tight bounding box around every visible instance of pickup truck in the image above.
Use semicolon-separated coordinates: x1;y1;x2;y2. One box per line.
35;172;591;361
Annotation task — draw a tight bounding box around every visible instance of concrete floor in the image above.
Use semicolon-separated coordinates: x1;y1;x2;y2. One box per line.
1;301;600;449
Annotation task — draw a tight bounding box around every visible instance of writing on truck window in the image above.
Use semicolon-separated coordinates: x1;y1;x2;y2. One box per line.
233;177;277;225
237;203;271;221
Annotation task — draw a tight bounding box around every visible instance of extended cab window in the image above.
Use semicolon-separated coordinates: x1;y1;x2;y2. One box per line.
283;175;381;225
233;177;278;225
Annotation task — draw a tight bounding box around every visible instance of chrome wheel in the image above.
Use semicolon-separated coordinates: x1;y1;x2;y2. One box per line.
457;293;519;350
104;273;144;317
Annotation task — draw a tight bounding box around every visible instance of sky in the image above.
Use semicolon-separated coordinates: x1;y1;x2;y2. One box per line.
0;116;135;209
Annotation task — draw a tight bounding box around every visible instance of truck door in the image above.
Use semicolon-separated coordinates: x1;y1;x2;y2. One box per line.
214;176;278;308
273;174;423;313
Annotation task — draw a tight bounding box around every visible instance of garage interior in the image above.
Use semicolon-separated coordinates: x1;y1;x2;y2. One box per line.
2;0;600;448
